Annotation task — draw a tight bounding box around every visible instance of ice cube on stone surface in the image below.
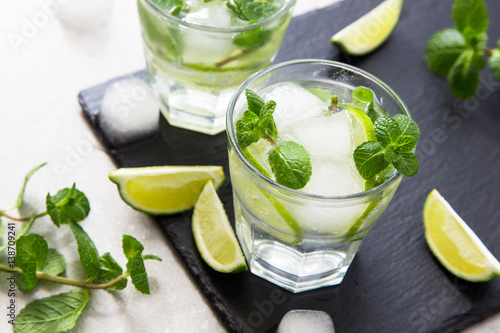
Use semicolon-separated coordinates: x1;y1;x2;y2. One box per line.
282;111;352;158
99;78;160;147
263;83;327;133
277;310;335;333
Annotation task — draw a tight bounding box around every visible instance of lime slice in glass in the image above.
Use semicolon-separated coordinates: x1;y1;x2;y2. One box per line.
424;189;500;281
192;180;247;273
331;0;404;56
109;166;225;215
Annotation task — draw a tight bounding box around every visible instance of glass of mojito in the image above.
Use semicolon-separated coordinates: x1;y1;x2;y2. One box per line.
227;60;418;293
136;0;296;135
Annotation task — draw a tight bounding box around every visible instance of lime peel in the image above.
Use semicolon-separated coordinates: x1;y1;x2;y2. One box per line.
331;0;404;56
424;189;500;282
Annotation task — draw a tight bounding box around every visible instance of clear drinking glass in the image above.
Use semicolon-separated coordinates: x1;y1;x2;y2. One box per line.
136;0;296;135
226;60;411;293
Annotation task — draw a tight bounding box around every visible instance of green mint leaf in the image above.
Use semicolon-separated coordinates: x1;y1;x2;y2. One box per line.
392;152;419;177
236;110;262;148
447;48;485;99
98;253;127;291
352;86;374;112
13;162;47;210
229;0;279;21
374;164;397;187
69;221;100;279
393;114;421;140
234;23;272;50
452;0;488;40
14;289;91;333
153;0;184;15
489;49;500;80
46;185;90;227
123;235;150;294
123;234;145;260
268;141;312;190
353;141;388;180
384;144;397;163
259;100;278;140
395;135;417;153
308;88;333;105
245;89;265;115
15;234;48;291
143;254;163;261
374;116;402;147
41;248;66;276
425;28;466;76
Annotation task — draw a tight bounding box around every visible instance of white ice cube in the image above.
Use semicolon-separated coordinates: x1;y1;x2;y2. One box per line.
263;83;328;133
183;2;232;27
277;310;335;333
282;111;352;158
99;78;159;146
56;0;113;31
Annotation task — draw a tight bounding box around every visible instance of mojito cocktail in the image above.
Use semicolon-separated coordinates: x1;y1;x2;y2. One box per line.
137;0;296;135
227;60;416;293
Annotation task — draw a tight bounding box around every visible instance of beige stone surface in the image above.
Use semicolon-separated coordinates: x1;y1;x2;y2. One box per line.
0;0;498;332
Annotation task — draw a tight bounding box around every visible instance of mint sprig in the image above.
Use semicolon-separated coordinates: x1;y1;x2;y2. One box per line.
236;89;312;190
425;0;500;99
0;163;161;333
353;115;421;179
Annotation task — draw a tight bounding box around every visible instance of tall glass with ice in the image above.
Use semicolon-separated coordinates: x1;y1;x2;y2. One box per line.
137;0;296;135
227;60;411;293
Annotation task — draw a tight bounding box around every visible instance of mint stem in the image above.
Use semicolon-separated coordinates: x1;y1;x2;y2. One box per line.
1;211;47;222
264;133;277;146
330;95;338;114
0;263;130;290
215;48;255;69
483;46;494;56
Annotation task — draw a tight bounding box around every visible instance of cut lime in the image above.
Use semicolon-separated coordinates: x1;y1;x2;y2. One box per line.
109;166;225;215
347;108;376;146
192;180;247;273
424;189;500;282
331;0;404;56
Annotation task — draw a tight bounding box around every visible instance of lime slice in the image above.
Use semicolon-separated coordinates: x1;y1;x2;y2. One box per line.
192;180;247;273
347;108;376;146
331;0;404;56
424;189;500;281
109;166;225;215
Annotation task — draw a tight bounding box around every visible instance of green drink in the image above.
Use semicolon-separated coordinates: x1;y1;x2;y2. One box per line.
137;0;296;135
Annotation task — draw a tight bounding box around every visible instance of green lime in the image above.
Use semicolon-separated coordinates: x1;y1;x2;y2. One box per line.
347;108;376;146
109;166;225;215
192;180;247;273
331;0;404;56
424;189;500;282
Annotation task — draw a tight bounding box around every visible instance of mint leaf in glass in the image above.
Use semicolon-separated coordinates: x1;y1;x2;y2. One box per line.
452;0;488;41
245;89;265;115
392;152;419;177
234;23;272;50
15;234;48;291
268;141;312;190
69;221;100;279
46;184;90;227
447;49;485;99
259;100;278;141
425;28;466;76
395;135;417;153
228;0;279;21
374;116;402;147
14;289;91;333
394;114;421;140
352;86;374;112
353;141;388;180
236;110;262;148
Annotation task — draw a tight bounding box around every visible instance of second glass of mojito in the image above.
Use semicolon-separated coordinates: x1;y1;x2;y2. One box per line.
137;0;296;135
227;60;413;293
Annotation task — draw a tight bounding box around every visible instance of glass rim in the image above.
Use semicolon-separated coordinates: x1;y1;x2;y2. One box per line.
141;0;297;33
226;59;411;202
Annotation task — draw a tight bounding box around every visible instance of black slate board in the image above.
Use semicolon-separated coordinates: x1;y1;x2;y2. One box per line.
79;0;500;332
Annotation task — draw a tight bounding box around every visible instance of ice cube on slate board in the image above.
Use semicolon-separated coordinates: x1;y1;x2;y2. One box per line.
277;310;335;333
99;78;159;147
57;0;114;31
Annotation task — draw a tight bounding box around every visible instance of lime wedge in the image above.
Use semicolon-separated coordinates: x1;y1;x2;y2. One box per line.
331;0;404;56
424;189;500;281
192;180;247;273
109;166;225;215
347;108;376;146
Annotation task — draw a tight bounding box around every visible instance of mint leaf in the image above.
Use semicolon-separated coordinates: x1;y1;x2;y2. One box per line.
123;235;150;294
447;49;485;99
153;0;184;15
46;184;90;227
13;162;47;210
69;221;100;279
143;254;163;261
229;0;279;21
392;152;419;177
259;100;278;140
98;253;127;291
452;0;488;40
374;165;397;187
384;144;397;163
353;141;388;180
394;114;421;140
352;86;374;112
245;89;265;115
41;248;66;276
15;234;48;291
395;135;417;153
14;289;91;333
374;117;402;147
425;29;466;76
489;49;500;80
236;110;262;148
234;23;272;50
268;141;312;190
